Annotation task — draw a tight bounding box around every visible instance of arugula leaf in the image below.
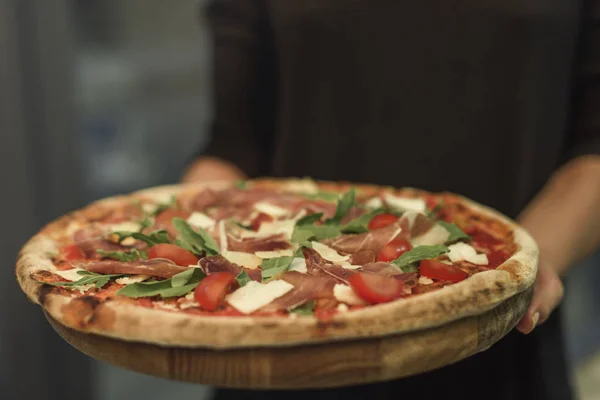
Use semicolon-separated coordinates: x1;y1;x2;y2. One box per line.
304;191;340;202
325;188;356;225
42;270;125;289
172;218;220;256
295;213;324;226
437;221;470;244
392;245;449;271
113;230;170;247
292;224;341;243
290;300;315;316
235;180;248;189
236;270;252;287
116;268;206;298
97;249;148;262
139;216;154;231
340;208;386;234
261;256;294;281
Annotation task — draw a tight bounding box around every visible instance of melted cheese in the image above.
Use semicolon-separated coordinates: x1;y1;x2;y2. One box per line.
310;242;350;265
53;267;86;282
447;242;489;265
115;275;150;285
186;212;216;230
383;194;426;213
255;249;294;259
107;221;140;233
364;197;384;209
254;202;290;218
226;280;294;314
288;257;307;273
418;276;434;285
333;284;367;305
222;251;262;269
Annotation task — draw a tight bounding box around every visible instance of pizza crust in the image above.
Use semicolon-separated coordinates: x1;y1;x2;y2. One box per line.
16;179;538;349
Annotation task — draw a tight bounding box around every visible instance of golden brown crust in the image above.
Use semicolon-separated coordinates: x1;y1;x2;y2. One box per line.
16;178;538;349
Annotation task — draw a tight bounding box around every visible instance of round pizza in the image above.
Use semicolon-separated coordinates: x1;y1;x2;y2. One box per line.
16;178;537;349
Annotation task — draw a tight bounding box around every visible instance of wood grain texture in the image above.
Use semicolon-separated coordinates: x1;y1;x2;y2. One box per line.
45;286;533;389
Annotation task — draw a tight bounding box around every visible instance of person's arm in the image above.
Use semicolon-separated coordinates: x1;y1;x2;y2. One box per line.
516;5;600;333
183;0;276;183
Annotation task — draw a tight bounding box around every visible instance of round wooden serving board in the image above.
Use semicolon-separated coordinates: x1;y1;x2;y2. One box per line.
45;286;532;389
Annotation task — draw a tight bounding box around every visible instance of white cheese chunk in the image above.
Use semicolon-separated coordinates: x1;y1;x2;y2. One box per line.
364;197;384;209
288;257;307;273
152;192;175;205
337;303;349;312
107;221;140;233
218;219;228;252
310;241;350;265
447;242;489;265
141;203;159;214
411;224;450;246
338;262;361;270
120;236;137;247
226;280;294;314
53;267;86;282
186;212;216;230
333;284;368;305
283;178;319;194
255;249;294;259
257;219;296;239
115;275;150;285
254;202;290;218
383;194;427;213
418;276;434;285
222;251;262;269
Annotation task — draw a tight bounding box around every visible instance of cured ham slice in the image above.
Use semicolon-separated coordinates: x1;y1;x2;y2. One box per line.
199;255;261;282
348;250;376;265
73;226;127;257
183;189;218;212
303;247;356;283
260;271;336;312
77;258;189;279
323;222;402;255
228;234;292;253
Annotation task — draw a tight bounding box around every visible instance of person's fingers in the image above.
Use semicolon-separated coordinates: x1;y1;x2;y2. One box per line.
516;266;564;334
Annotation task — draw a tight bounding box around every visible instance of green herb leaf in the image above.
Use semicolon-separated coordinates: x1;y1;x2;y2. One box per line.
296;213;324;227
325;188;356;225
392;245;449;271
437;221;470;244
139;216;154;230
235;180;248;189
152;195;177;216
42;270;125;289
97;249;148;262
340;208;386;234
112;230;170;247
172;218;219;256
290;300;315;316
116;268;206;298
261;256;294;281
236;270;252;287
292;224;341;243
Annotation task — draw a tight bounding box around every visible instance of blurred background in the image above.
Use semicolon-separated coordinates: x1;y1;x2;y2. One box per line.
1;0;599;399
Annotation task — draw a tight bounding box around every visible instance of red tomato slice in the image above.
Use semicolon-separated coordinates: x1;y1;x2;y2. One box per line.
250;212;273;231
148;243;197;266
155;209;190;226
194;272;236;311
419;259;468;283
487;250;511;269
63;244;85;261
348;272;405;304
377;238;412;262
368;213;399;230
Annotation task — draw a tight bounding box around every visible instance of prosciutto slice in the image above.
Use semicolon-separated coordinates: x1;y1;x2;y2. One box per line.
77;258;189;278
183;188;218;212
302;247;355;283
323;222;402;255
199;255;262;281
73;226;127;257
228;234;292;253
260;271;336;312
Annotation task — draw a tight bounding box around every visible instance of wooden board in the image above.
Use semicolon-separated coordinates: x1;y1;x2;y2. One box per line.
45;285;533;389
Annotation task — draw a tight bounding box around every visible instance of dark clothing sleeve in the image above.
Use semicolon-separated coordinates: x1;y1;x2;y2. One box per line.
565;2;600;161
200;0;277;177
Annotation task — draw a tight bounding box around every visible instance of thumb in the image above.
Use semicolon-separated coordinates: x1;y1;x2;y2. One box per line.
516;265;564;334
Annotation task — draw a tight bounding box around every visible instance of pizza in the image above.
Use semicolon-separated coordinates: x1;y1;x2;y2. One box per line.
16;178;537;349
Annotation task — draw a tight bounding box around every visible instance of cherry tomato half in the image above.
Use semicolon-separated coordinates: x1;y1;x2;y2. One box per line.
194;272;236;311
250;212;273;231
148;243;198;266
348;272;405;304
368;213;399;230
377;238;412;262
419;259;468;283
